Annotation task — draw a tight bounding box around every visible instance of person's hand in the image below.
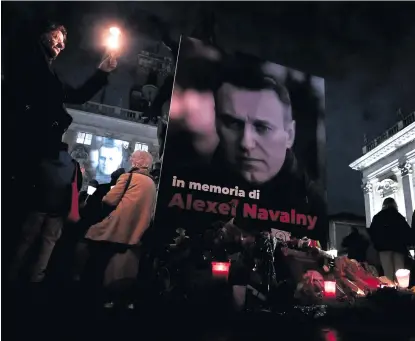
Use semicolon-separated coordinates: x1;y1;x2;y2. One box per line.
99;55;117;73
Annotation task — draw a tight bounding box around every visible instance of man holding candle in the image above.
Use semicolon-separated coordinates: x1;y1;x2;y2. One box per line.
4;19;118;169
3;19;118;260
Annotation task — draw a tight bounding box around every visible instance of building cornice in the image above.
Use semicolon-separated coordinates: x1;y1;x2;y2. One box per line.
349;122;415;171
67;108;158;140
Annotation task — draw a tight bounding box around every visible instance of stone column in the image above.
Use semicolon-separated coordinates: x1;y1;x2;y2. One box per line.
392;167;407;218
362;181;374;227
399;161;414;223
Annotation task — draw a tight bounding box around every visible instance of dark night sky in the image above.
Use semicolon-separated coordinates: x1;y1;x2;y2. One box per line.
3;2;415;216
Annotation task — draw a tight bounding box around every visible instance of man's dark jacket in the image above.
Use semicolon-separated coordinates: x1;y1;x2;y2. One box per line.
369;207;413;254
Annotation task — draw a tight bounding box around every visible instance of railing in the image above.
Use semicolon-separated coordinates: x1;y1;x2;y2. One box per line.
362;111;415;154
66;101;157;126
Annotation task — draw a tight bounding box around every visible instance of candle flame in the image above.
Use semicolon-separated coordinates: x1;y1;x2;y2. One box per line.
106;27;121;50
107;36;119;49
109;27;121;36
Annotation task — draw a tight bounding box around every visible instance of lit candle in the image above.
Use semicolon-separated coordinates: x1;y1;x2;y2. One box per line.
211;261;230;281
106;27;121;52
395;269;410;289
324;281;337;298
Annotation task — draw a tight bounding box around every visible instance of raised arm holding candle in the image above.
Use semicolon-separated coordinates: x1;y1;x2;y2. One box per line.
98;27;121;72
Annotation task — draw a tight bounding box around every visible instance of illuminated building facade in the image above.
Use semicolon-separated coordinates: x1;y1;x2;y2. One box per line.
350;112;415;226
63;101;159;187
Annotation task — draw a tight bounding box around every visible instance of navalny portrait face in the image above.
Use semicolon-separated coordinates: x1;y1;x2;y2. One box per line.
98;145;123;176
215;83;295;185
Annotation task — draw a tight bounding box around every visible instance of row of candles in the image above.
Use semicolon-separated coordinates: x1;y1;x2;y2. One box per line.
210;261;341;298
211;247;413;299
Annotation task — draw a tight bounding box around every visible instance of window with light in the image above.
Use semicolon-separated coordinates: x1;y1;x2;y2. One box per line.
76;132;93;145
134;143;149;152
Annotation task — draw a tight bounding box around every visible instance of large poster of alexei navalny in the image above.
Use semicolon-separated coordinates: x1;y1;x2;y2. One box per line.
155;37;327;246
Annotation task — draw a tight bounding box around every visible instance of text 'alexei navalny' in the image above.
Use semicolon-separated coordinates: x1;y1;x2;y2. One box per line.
167;176;317;230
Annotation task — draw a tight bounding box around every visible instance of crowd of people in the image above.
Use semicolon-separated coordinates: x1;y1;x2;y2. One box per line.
3;19;158;309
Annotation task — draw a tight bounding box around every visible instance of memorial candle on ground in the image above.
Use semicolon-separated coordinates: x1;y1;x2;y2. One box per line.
324;281;336;298
211;262;230;281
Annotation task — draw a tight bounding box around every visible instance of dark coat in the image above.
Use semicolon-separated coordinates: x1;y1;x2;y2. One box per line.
3;19;109;183
369;207;413;254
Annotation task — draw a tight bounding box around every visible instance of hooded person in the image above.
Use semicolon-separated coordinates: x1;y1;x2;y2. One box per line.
83;151;157;309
